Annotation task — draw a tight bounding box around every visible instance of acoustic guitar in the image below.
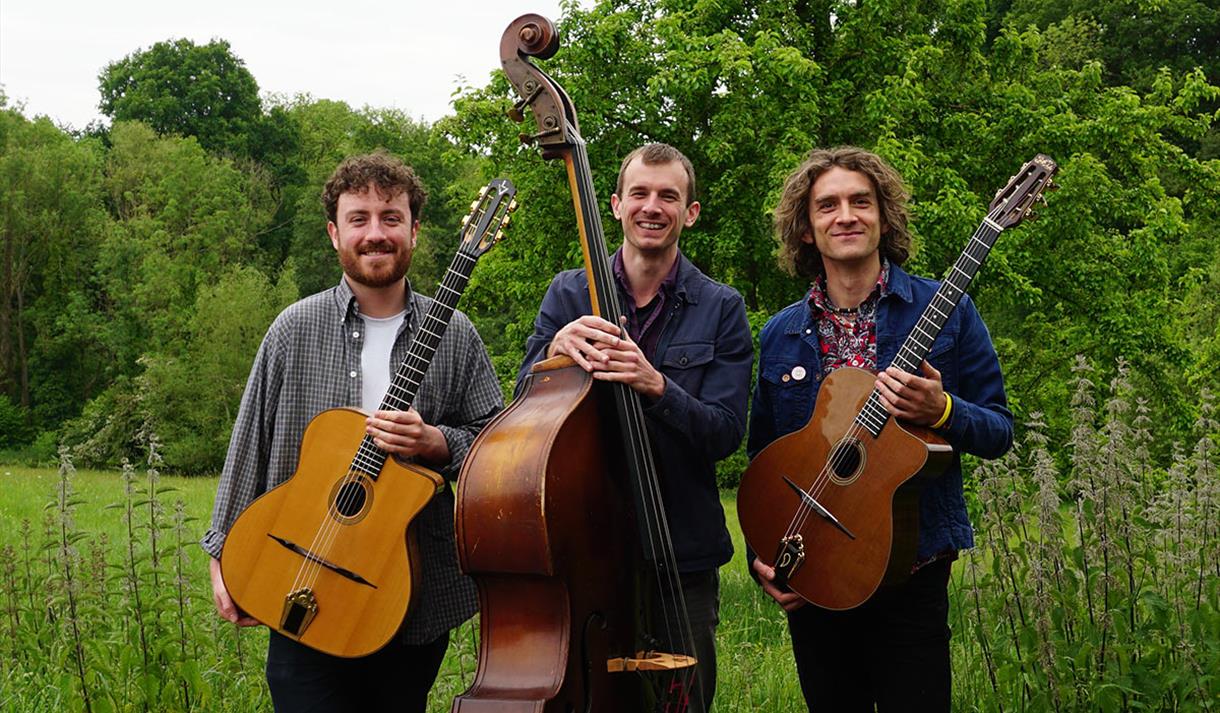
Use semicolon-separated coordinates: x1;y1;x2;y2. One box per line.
737;156;1057;610
219;179;516;657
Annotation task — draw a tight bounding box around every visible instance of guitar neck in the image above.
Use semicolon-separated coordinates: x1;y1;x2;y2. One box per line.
855;211;1005;437
351;249;478;477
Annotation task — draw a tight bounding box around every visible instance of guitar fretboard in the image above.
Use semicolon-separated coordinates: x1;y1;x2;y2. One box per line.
350;250;478;479
855;214;1005;437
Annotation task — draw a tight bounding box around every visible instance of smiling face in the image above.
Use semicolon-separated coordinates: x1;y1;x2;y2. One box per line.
327;183;418;288
803;166;887;271
610;157;701;258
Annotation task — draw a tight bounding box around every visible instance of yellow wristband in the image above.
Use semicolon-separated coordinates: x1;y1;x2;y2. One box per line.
931;394;953;429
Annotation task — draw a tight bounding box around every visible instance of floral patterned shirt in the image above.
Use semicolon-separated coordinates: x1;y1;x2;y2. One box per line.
806;260;891;376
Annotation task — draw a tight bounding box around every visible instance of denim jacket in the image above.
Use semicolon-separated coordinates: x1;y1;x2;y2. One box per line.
518;251;753;572
746;264;1013;559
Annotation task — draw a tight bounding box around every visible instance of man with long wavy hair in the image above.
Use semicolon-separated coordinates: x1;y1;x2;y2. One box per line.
747;146;1013;711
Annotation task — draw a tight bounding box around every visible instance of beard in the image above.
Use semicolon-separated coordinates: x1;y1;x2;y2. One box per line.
338;241;412;288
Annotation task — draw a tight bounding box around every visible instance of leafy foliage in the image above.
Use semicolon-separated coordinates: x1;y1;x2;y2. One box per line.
98;39;262;158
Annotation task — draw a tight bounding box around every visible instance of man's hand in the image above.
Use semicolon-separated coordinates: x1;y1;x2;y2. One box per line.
366;408;450;465
752;558;807;613
875;360;947;426
209;557;260;627
548;316;666;399
547;315;623;371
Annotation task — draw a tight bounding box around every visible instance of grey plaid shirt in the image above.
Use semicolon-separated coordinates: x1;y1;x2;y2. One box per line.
202;277;503;644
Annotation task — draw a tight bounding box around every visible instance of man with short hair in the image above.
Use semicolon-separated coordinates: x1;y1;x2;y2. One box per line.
203;151;503;712
748;146;1013;711
518;142;753;713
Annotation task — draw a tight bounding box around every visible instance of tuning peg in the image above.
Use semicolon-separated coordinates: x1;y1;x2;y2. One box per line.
507;199;518;213
461;215;470;226
1024;210;1039;222
1046;180;1059;192
501;215;512;230
507;106;525;122
519;127;561;145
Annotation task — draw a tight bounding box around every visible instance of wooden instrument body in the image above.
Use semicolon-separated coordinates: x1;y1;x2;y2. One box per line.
220;407;443;657
736;367;953;610
454;357;642;712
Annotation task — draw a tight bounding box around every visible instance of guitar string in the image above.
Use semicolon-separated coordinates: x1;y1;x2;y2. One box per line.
295;200;496;596
784;217;999;543
290;247;477;598
288;194;498;603
778;208;1005;566
292;208;493;599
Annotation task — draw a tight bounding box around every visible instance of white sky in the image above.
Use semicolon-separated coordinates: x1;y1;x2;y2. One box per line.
0;0;583;130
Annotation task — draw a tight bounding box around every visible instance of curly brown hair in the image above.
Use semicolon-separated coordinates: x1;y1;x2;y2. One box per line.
322;151;427;224
773;146;912;279
615;143;697;206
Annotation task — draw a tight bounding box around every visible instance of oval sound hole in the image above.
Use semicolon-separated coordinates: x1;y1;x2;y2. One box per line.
829;439;864;482
333;481;368;519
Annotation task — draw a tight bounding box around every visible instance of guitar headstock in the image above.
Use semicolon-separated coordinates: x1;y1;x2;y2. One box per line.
989;154;1058;229
459;178;517;258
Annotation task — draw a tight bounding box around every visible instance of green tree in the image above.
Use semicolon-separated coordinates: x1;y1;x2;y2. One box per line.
447;0;1220;462
141;265;298;473
98;38;261;157
0;102;110;434
998;0;1220;90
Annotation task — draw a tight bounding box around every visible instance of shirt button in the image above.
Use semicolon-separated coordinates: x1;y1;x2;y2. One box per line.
349;371;357;378
352;331;360;339
679;356;688;366
782;374;791;383
805;328;812;334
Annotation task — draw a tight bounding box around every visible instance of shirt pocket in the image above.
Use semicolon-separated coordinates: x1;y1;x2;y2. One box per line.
760;360;817;436
660;341;714;394
927;328;958;394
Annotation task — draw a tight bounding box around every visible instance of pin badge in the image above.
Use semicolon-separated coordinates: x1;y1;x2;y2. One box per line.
791;366;807;381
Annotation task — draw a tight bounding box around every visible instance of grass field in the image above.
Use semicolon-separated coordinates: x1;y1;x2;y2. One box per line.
3;443;1216;712
0;465;803;712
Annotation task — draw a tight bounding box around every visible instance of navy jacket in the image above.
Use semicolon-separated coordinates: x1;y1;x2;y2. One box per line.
747;264;1013;559
518;252;753;572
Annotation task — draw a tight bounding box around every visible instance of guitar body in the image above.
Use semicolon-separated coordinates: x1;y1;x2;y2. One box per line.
220;407;443;657
736;367;953;610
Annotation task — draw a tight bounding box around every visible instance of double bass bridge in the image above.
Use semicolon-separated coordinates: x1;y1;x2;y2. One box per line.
606;651;698;673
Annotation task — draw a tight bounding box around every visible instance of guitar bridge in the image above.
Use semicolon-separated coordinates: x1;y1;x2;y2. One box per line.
280;588;318;638
773;535;805;590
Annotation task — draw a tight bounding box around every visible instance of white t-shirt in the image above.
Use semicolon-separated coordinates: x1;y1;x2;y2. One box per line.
359;310;407;413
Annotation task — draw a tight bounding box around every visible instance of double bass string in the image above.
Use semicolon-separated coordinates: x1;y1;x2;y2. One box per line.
573;138;699;702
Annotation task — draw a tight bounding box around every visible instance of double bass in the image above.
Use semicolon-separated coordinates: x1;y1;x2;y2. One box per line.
453;14;698;713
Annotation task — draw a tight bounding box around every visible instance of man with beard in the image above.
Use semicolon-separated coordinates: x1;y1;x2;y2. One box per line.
203;152;503;712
